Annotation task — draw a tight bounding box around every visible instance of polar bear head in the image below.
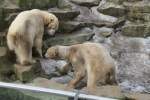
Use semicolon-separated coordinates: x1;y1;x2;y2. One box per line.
45;13;59;36
43;11;59;35
45;46;58;59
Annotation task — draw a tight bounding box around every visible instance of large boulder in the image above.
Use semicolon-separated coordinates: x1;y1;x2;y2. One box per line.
127;12;150;22
124;1;150;22
97;2;126;17
58;21;88;33
43;28;94;52
121;23;150;37
57;0;75;9
70;0;101;7
108;34;150;93
17;0;58;10
74;5;118;27
40;59;67;78
117;53;150;93
91;6;118;23
124;1;150;13
48;8;80;21
107;0;142;4
92;26;114;43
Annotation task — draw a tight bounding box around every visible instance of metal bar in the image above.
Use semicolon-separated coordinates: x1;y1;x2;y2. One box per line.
0;82;117;100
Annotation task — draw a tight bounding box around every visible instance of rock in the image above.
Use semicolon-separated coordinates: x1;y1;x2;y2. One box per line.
70;0;101;7
58;0;75;9
73;5;93;22
0;47;6;57
127;12;150;22
92;35;105;43
0;57;16;82
14;61;43;82
97;2;126;17
117;53;150;93
121;23;150;37
109;33;150;54
124;1;150;13
107;0;124;4
4;12;19;27
94;27;114;37
17;0;58;9
73;5;117;27
123;1;150;22
91;6;118;24
107;0;142;4
92;27;113;43
40;59;67;78
48;8;80;21
51;72;86;89
43;28;94;51
58;21;88;33
108;34;150;93
113;16;126;29
51;74;73;84
0;0;21;31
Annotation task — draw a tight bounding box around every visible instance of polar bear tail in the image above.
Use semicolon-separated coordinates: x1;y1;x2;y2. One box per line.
7;34;16;50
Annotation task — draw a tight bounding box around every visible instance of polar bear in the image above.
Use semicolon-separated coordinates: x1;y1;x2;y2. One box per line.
7;9;59;65
45;42;116;91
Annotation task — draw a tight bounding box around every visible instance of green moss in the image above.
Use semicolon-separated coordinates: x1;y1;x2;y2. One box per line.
17;0;58;9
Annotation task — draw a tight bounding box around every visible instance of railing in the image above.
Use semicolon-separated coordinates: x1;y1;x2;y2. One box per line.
0;82;117;100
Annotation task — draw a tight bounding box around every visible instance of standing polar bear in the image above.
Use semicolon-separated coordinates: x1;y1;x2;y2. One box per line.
7;9;59;65
45;42;116;91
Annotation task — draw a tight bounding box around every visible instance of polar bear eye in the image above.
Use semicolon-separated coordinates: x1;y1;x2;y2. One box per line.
50;19;54;22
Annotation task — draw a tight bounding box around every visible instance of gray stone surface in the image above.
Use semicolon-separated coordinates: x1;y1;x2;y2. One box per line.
48;8;80;21
107;34;150;93
121;23;150;37
124;1;150;13
40;59;67;76
97;2;126;17
43;28;94;50
71;0;101;7
58;21;87;33
17;0;58;9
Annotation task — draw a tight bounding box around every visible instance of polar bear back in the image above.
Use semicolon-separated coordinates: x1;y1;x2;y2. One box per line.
8;10;44;38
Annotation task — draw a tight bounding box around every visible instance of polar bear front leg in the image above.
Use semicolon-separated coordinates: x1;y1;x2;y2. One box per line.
34;34;43;58
67;66;85;89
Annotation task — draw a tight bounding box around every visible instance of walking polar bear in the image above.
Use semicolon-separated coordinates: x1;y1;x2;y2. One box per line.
45;42;116;92
7;9;59;65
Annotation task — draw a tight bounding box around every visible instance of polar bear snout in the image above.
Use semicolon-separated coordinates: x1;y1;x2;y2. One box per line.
47;29;56;36
44;52;49;58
